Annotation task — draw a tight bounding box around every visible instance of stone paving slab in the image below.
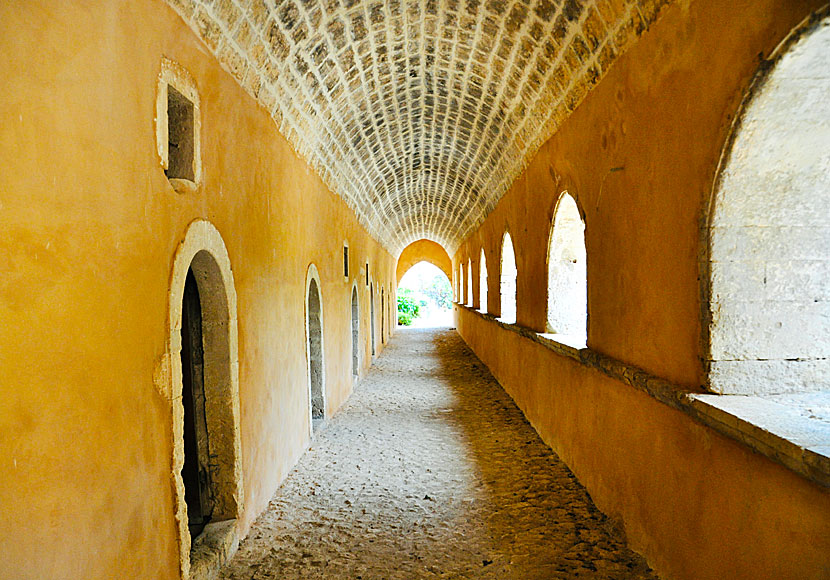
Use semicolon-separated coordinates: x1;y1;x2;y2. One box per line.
220;328;657;579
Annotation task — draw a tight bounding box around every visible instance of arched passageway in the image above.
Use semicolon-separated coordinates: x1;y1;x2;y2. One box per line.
306;275;325;425
351;286;359;378
220;328;656;579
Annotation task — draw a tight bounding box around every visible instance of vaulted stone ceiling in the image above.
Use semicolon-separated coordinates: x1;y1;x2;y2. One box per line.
167;0;668;253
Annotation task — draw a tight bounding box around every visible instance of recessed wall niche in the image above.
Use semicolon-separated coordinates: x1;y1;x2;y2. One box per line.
156;57;201;193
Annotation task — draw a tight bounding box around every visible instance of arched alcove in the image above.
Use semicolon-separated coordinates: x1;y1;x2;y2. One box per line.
305;265;325;431
467;258;473;307
370;282;376;356
546;192;587;339
162;219;243;579
351;284;359;379
707;13;830;395
479;249;488;313
500;232;517;324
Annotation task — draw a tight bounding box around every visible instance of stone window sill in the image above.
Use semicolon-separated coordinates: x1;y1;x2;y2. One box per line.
169;177;198;194
455;302;830;488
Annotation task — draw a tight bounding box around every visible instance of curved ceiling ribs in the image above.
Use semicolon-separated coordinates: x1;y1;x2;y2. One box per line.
167;0;668;253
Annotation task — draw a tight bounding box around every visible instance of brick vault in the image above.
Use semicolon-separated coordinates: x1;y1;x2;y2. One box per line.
166;0;669;253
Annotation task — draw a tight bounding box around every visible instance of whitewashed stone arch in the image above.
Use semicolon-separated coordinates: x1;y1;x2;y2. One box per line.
500;230;517;324
304;263;326;433
546;191;587;338
705;10;830;395
159;219;242;579
479;248;488;314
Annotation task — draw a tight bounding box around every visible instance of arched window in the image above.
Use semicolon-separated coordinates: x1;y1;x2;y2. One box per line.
500;232;517;324
708;14;830;396
467;258;473;307
546;192;587;339
479;248;488;313
458;264;464;304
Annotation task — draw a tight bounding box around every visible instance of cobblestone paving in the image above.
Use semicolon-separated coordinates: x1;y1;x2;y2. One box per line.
221;328;657;579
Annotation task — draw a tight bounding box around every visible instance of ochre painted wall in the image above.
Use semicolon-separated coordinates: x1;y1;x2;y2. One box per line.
454;0;830;578
0;1;393;578
396;239;453;285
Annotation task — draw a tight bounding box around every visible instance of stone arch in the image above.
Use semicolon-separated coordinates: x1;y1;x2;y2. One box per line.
467;258;473;307
705;9;830;395
161;219;242;579
479;248;488;314
305;264;326;431
396;239;453;284
459;263;465;305
350;282;360;379
546;192;587;338
500;231;517;324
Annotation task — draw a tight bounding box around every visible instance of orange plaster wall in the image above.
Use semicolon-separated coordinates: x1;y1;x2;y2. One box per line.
396;239;453;284
457;309;830;580
454;0;830;578
0;1;393;578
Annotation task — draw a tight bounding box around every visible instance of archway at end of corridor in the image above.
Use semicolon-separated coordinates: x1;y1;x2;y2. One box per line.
397;262;453;328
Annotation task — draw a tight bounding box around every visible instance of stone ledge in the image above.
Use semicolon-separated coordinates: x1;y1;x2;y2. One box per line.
456;303;830;489
190;519;239;580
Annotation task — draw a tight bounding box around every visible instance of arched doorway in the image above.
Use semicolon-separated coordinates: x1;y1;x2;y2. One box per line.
163;219;243;578
370;282;376;356
306;269;325;429
180;267;214;539
351;285;359;378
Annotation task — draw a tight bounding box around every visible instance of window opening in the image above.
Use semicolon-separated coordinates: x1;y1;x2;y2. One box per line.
467;258;473;307
343;244;350;278
546;192;587;339
459;265;464;304
166;86;195;181
707;15;830;395
500;232;517;324
480;249;488;313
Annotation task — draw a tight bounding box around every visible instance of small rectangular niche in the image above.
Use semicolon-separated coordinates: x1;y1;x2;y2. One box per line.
343;244;350;279
166;86;195;181
156;58;201;193
365;263;369;286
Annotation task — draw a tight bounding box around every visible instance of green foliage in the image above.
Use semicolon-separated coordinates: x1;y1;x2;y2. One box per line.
397;288;422;326
421;274;452;309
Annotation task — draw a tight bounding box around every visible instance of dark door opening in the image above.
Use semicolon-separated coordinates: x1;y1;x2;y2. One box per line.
181;267;214;540
370;284;376;356
351;287;359;377
307;278;324;425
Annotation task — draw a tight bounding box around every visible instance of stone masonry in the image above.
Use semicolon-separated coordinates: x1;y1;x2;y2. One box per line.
165;0;671;253
219;328;657;579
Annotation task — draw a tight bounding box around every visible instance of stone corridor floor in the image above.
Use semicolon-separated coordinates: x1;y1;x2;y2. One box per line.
220;328;657;579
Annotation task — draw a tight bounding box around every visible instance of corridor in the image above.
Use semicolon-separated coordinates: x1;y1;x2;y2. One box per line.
220;328;656;579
